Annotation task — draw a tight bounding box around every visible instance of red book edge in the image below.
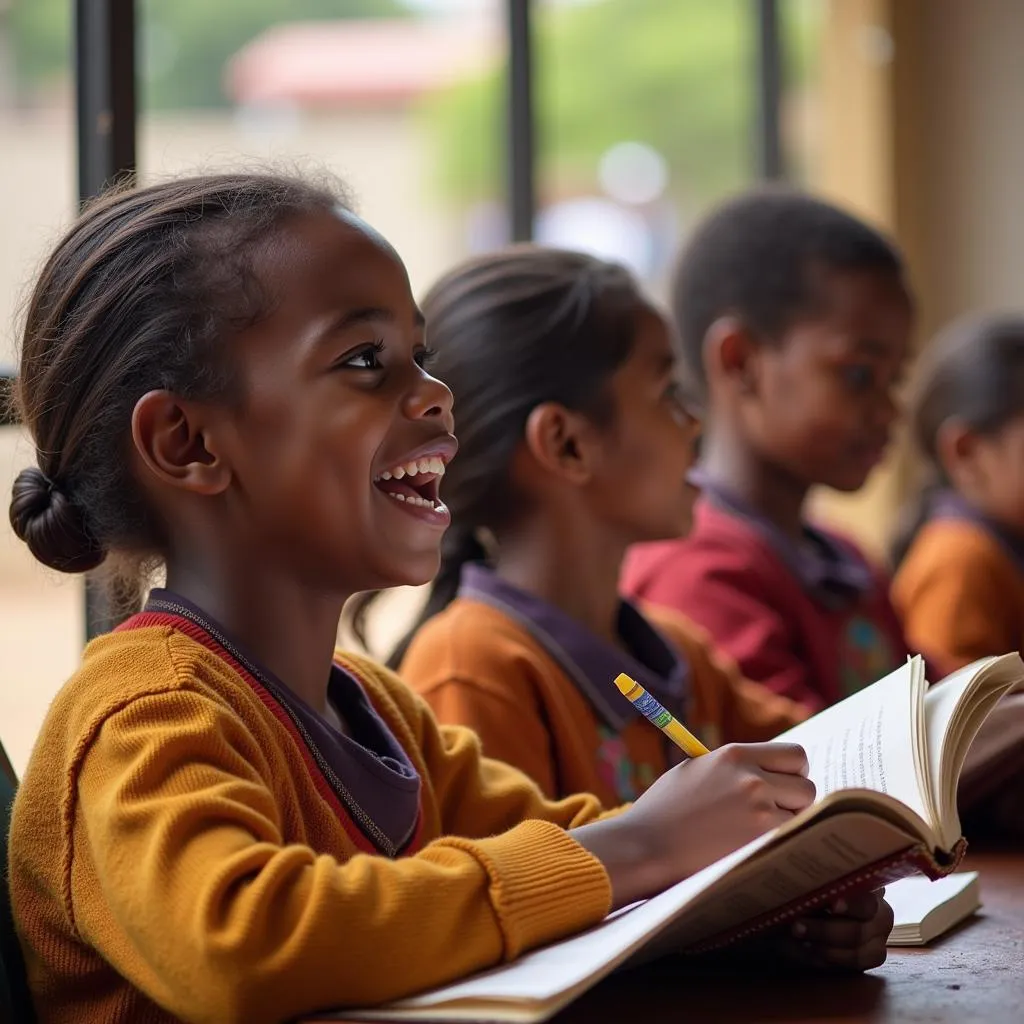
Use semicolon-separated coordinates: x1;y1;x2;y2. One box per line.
684;836;968;954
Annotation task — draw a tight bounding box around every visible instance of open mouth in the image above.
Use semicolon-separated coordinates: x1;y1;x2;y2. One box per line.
373;455;448;511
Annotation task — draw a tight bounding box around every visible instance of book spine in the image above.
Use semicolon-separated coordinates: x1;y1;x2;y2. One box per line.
684;837;968;955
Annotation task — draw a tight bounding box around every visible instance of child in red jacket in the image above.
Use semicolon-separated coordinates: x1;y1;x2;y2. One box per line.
623;189;915;713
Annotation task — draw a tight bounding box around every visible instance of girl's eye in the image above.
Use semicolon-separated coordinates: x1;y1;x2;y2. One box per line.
414;346;437;370
841;364;875;391
664;380;700;423
340;341;385;371
664;380;687;409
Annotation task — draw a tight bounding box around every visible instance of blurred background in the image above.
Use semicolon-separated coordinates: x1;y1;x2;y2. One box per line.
2;0;1023;772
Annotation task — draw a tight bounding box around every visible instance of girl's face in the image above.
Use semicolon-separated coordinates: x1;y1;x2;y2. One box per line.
959;413;1024;534
212;209;456;594
587;309;702;543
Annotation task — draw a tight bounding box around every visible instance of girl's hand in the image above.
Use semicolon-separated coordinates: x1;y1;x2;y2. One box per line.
571;742;816;908
769;889;893;972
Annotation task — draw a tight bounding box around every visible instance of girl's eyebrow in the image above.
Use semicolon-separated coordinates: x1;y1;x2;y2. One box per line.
323;306;426;334
652;351;677;375
851;337;894;357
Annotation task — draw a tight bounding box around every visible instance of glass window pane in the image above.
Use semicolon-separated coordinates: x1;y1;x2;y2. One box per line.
1;0;83;775
533;0;755;298
781;0;825;188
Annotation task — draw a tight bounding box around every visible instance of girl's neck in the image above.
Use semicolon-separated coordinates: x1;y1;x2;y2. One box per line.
493;511;626;649
701;424;809;541
163;557;346;715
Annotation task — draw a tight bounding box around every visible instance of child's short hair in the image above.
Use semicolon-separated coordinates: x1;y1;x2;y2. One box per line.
9;172;349;575
672;188;905;390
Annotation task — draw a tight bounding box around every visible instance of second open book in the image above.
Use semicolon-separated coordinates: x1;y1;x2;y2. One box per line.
322;653;1024;1023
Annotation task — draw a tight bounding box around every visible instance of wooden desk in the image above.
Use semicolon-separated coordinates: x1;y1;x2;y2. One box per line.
309;851;1023;1024
552;850;1024;1023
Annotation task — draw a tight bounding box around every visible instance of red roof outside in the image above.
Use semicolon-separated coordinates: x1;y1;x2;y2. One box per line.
225;18;500;108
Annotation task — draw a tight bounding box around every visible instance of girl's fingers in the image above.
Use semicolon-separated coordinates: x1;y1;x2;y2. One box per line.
776;935;889;972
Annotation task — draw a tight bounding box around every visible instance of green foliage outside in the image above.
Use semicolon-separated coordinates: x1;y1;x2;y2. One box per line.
423;0;817;207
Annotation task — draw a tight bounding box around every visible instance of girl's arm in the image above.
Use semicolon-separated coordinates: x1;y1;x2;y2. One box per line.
70;688;611;1024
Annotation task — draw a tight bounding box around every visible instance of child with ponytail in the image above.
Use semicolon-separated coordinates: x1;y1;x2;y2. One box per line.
892;314;1024;673
395;247;808;807
8;176;890;1023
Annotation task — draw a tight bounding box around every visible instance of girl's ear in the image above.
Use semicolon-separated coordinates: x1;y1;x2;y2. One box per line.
523;401;597;485
704;315;759;394
936;416;987;493
130;390;232;496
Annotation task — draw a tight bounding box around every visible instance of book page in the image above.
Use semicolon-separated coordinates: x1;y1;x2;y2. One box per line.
885;871;979;928
925;654;1024;843
776;659;931;826
885;871;980;945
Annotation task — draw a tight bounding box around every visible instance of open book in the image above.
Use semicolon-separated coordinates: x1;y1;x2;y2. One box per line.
885;871;980;945
318;653;1023;1024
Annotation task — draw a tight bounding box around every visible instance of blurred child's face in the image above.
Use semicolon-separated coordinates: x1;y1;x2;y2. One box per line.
588;309;702;542
744;269;911;493
956;414;1024;534
214;209;456;594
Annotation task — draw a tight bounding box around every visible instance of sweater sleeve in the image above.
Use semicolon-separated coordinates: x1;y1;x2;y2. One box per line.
70;687;611;1024
894;537;1020;673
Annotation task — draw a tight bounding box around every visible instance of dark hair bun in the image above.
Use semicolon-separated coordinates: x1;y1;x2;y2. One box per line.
9;466;105;573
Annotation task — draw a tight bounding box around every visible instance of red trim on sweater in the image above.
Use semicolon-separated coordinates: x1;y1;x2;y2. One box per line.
118;611;423;856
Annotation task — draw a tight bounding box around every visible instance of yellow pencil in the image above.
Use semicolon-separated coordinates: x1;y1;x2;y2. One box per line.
614;673;710;759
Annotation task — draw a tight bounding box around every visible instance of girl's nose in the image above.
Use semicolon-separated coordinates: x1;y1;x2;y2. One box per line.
405;370;454;427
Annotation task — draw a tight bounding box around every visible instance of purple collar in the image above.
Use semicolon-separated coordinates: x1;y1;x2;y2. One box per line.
691;467;874;609
930;490;1024;572
458;564;688;730
144;588;421;856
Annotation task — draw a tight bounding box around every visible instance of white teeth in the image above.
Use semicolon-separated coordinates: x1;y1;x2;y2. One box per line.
384;491;437;510
376;455;447;482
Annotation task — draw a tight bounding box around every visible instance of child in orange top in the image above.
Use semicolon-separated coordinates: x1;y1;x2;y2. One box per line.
892;315;1024;673
7;175;890;1024
391;247;807;807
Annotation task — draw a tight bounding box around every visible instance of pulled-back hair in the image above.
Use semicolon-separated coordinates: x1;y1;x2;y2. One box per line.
673;187;905;394
367;245;649;667
891;314;1024;566
8;172;346;575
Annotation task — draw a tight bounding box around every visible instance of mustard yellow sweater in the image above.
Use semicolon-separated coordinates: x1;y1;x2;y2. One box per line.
9;623;612;1024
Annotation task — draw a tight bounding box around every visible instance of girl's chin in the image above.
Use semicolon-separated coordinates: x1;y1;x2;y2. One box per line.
376;551;443;592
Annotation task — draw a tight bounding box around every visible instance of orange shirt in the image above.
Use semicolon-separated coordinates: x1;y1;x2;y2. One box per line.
399;596;806;804
893;517;1024;674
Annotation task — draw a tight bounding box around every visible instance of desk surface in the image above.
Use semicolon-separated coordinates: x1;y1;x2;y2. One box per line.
553;850;1024;1023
